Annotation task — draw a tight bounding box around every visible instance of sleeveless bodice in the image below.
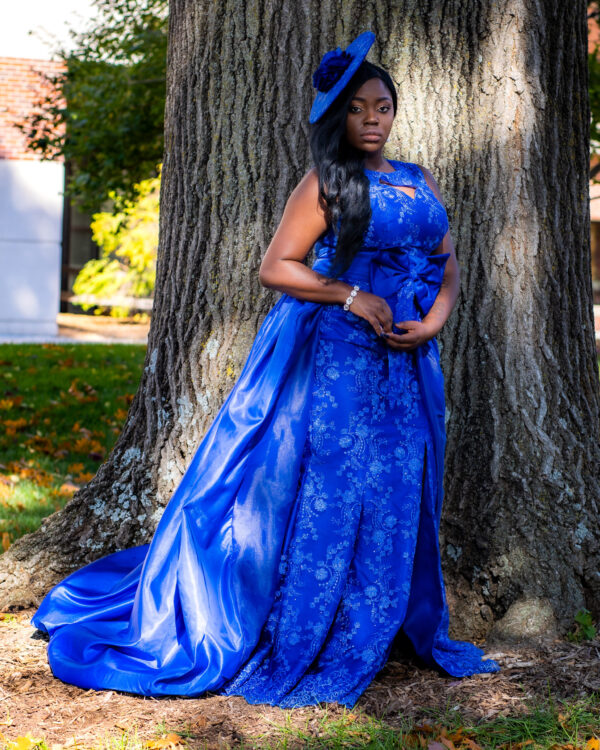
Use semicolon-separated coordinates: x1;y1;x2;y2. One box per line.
312;159;449;270
311;159;451;329
363;160;449;250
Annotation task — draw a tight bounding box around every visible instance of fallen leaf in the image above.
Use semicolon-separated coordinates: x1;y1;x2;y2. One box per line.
5;733;44;750
74;472;95;484
4;419;28;436
439;737;457;750
57;482;79;496
415;724;435;735
145;733;185;749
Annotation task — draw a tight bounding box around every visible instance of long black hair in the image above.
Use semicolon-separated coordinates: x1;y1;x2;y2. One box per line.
309;60;397;279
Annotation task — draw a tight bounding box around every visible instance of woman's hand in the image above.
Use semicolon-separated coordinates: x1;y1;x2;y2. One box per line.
383;319;437;351
349;294;437;349
348;291;394;337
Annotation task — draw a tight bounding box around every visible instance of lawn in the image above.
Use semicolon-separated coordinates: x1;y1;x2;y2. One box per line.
0;343;146;548
1;346;599;551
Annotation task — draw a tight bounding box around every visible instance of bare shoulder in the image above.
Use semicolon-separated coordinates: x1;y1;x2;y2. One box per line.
414;163;445;205
285;166;324;217
291;166;319;197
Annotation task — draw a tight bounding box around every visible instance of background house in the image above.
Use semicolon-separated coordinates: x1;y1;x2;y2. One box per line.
0;2;97;338
0;56;66;336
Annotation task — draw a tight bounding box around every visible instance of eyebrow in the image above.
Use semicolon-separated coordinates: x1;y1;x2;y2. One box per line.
351;96;392;102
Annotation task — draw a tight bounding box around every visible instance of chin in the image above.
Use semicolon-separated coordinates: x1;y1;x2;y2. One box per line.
358;144;381;155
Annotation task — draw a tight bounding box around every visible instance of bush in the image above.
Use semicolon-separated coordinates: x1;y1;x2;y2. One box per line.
72;166;160;317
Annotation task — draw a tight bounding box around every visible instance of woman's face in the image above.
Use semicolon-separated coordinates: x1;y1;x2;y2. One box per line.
345;77;395;154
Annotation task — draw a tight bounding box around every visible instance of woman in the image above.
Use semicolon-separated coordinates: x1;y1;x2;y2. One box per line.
31;30;500;709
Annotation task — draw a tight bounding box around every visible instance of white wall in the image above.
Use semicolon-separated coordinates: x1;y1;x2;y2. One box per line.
0;160;64;335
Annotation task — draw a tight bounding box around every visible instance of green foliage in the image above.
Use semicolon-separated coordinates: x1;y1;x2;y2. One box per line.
72;169;160;317
590;2;600;174
590;47;600;156
17;0;167;212
566;607;598;642
0;343;146;547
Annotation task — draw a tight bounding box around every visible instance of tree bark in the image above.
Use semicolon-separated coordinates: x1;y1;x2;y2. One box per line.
1;0;598;645
434;0;600;641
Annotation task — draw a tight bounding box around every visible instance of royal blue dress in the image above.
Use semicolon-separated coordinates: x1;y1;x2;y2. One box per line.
31;159;500;708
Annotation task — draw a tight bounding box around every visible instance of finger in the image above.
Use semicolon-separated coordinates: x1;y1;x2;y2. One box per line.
385;331;420;348
385;337;418;351
370;310;391;335
371;318;387;337
377;302;394;333
385;332;415;345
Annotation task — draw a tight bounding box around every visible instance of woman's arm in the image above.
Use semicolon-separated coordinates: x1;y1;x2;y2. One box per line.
383;165;460;350
259;167;395;335
419;165;460;336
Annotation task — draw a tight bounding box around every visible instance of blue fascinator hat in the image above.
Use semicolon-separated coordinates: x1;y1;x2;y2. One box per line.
309;30;376;124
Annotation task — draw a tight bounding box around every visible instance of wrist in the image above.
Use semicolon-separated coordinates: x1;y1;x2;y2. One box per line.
421;317;441;337
342;284;360;311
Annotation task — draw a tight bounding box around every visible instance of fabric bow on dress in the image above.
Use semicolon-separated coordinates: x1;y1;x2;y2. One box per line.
369;248;450;325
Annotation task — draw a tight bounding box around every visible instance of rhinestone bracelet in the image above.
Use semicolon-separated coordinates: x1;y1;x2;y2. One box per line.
343;284;360;311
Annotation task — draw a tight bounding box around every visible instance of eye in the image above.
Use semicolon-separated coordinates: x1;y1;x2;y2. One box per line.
349;105;362;113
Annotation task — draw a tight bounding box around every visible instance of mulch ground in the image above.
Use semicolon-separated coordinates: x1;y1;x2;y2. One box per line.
0;608;598;748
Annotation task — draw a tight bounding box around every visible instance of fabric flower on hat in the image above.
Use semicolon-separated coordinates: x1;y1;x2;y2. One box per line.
312;48;353;92
309;31;375;123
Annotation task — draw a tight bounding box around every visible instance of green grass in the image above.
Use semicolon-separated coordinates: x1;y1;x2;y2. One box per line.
249;695;600;749
0;342;146;547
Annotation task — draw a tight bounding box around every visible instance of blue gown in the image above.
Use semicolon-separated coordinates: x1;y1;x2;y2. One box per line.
31;159;500;708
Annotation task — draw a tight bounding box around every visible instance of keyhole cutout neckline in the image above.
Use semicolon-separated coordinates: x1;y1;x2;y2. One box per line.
363;160;418;201
378;179;416;200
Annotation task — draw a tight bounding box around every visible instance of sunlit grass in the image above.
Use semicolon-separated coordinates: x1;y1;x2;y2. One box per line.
0;342;146;547
255;695;600;749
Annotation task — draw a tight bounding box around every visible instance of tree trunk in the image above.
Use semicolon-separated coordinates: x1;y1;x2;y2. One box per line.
1;0;599;647
437;0;600;641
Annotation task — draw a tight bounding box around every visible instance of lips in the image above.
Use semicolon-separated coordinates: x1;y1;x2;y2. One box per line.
361;132;382;140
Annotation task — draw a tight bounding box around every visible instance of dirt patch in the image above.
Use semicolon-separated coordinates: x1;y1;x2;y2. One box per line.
0;608;598;748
